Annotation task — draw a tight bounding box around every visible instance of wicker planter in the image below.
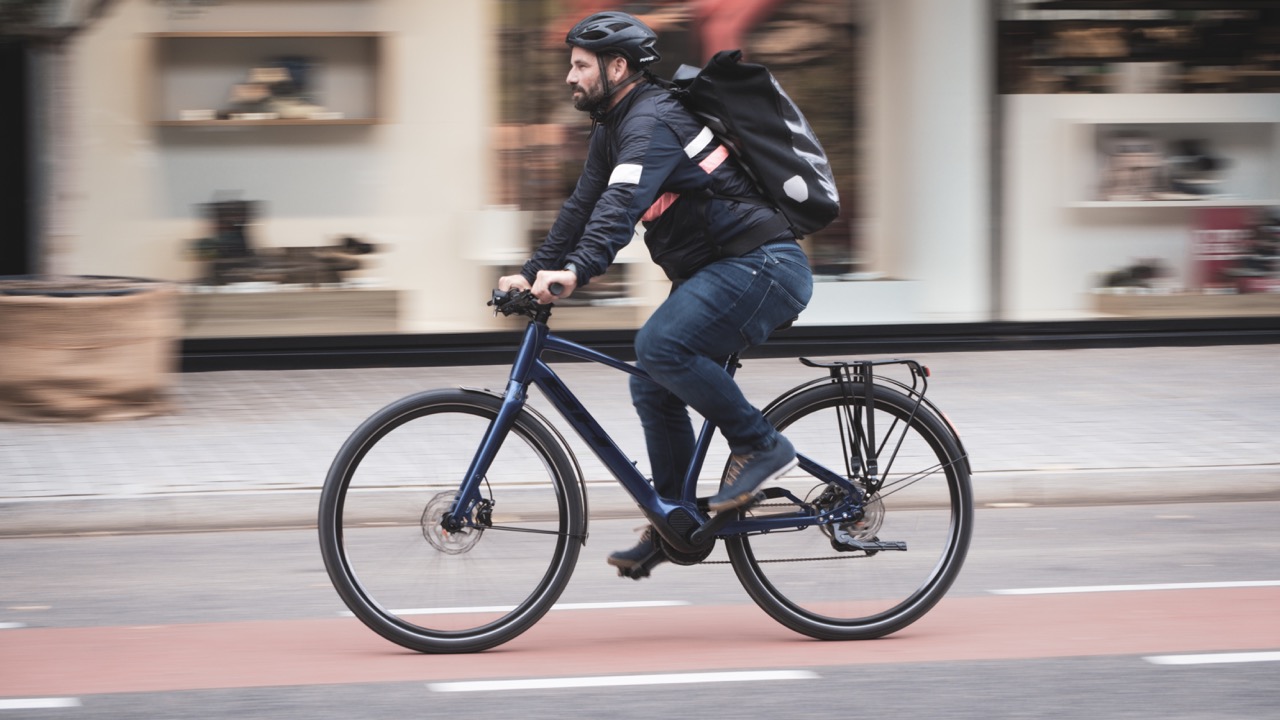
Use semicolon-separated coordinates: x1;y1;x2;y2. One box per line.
0;276;180;422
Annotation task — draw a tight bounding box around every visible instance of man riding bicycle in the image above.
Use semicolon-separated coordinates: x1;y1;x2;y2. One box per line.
497;11;813;577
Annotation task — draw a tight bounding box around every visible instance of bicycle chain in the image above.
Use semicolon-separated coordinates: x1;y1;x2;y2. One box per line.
694;502;873;565
698;553;870;565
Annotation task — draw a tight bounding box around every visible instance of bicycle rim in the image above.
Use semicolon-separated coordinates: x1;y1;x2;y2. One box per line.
318;389;583;653
726;383;972;640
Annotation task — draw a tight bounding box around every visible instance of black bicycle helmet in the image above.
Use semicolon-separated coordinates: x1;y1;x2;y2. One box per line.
565;11;661;68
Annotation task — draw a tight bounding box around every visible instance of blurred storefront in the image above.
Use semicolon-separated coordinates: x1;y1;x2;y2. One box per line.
999;1;1280;321
11;0;1280;340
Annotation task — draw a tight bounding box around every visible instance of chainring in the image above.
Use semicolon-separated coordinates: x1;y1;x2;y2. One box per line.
654;530;716;566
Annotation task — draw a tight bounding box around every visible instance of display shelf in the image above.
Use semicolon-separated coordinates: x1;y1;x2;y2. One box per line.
1069;199;1279;208
998;5;1280;94
1093;291;1280;318
180;288;398;337
1003;93;1280;318
1067;119;1280;208
149;31;384;126
154;118;376;127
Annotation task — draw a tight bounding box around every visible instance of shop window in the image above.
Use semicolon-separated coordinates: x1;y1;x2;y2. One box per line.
999;1;1280;321
1000;2;1280;95
493;0;864;287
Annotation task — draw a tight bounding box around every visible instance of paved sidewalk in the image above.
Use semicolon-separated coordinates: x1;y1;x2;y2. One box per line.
2;344;1278;535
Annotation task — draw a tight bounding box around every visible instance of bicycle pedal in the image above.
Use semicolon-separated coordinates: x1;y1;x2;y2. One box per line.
831;528;908;554
613;551;665;581
750;483;780;504
616;564;651;581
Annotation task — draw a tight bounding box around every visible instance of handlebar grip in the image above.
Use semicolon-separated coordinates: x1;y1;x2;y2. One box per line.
549;282;564;296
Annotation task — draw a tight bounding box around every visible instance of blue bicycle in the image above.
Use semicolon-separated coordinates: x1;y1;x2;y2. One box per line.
318;289;973;653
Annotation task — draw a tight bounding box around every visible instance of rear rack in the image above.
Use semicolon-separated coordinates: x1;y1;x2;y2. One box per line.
799;357;930;393
797;357;932;491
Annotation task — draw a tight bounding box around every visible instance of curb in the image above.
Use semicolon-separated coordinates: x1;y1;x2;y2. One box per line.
2;465;1276;537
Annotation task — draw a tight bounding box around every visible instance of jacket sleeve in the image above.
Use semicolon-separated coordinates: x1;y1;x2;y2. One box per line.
520;130;609;283
558;111;685;284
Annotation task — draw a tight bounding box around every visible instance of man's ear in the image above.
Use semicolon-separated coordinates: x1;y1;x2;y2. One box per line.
611;56;631;82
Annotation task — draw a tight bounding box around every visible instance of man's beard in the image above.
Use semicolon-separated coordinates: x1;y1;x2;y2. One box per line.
571;82;606;113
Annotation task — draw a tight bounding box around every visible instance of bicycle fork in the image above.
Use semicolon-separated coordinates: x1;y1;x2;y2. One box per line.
441;323;549;533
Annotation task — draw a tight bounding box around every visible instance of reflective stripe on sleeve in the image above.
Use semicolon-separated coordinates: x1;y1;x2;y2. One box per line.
684;126;715;159
609;163;643;186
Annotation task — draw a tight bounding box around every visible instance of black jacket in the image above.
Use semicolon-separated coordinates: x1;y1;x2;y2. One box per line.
521;82;791;284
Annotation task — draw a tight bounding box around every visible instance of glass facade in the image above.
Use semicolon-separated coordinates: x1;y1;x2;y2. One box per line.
16;0;1279;340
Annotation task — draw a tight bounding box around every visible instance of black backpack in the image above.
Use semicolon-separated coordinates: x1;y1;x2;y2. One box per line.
670;50;840;238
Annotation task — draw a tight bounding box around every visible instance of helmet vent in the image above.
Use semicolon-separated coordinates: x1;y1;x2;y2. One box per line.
565;12;661;65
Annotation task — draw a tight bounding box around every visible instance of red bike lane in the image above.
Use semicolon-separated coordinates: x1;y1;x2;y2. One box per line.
2;587;1276;697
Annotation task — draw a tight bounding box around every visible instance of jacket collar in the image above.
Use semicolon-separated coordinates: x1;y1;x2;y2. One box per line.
599;80;658;126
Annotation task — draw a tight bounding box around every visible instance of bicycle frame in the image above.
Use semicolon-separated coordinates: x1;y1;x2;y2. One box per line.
445;318;866;543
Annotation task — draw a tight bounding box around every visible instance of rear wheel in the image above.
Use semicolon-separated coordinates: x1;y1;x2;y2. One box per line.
726;382;972;640
318;389;584;653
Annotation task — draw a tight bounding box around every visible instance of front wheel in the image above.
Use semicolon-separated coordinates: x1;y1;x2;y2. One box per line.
318;389;585;653
726;381;973;640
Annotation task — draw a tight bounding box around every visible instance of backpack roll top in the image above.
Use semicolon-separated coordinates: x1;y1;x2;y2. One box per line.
672;50;840;238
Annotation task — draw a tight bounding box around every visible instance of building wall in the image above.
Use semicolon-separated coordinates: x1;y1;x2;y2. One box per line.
66;0;500;332
865;0;991;322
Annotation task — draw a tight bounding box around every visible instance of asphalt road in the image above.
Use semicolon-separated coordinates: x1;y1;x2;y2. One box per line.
2;501;1278;719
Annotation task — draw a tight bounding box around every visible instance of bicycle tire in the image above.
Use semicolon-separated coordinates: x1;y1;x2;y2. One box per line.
318;388;585;653
725;381;973;640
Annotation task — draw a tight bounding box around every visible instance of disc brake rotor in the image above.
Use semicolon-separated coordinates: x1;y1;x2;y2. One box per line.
421;490;484;554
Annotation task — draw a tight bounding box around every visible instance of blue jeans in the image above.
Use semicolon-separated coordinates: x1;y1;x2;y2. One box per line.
630;241;814;499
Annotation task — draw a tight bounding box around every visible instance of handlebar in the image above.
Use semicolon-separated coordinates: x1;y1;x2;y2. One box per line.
489;288;552;320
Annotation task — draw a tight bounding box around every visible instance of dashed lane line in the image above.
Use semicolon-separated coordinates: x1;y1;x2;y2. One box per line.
1145;651;1280;666
427;670;820;693
990;580;1280;595
0;698;81;710
340;600;690;617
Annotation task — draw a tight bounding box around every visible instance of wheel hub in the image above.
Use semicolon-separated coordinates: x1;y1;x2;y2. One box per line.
422;490;485;554
815;485;884;544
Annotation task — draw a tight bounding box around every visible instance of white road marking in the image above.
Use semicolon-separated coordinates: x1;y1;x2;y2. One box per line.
1145;651;1280;666
428;670;820;693
0;622;26;630
990;580;1280;595
0;698;81;710
341;600;690;617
